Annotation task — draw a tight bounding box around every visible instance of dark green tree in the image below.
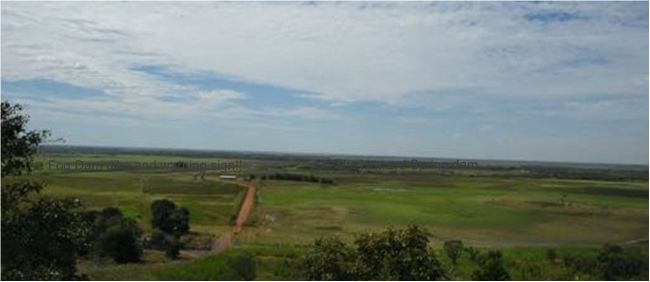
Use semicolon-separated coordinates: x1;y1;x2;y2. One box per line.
1;102;49;177
597;243;645;280
87;207;143;263
354;226;445;280
164;237;182;260
444;240;464;266
96;217;143;263
300;238;356;280
1;101;90;280
472;250;510;281
151;199;190;235
300;225;446;280
151;199;177;232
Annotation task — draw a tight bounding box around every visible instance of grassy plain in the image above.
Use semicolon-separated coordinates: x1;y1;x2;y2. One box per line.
32;152;648;280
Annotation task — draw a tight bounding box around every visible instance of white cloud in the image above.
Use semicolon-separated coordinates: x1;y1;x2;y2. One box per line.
1;2;647;163
3;2;647;107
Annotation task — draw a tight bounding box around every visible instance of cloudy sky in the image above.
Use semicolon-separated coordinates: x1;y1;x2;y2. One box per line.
1;2;648;164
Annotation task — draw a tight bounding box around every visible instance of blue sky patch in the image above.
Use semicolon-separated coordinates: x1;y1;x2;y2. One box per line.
2;79;106;100
132;65;323;108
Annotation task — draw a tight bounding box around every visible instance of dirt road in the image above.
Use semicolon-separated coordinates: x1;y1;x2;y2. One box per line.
212;183;256;253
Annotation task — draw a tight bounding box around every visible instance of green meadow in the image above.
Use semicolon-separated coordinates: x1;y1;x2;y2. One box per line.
32;152;648;280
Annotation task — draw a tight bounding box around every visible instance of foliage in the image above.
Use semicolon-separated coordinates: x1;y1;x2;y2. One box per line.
471;250;511;281
262;172;334;184
300;225;446;280
98;219;143;263
546;248;557;261
227;250;257;280
154;250;256;280
596;243;645;280
165;237;182;260
1;101;89;280
465;246;481;263
444;240;464;266
149;228;168;250
1;101;50;177
300;237;356;280
88;207;143;263
151;199;190;235
1;197;90;280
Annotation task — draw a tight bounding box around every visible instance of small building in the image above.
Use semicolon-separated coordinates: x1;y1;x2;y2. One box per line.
219;175;237;180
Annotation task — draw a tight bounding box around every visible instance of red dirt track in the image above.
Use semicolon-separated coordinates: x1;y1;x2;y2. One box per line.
212;183;256;253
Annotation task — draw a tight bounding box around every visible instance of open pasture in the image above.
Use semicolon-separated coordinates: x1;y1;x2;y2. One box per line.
31;151;648;280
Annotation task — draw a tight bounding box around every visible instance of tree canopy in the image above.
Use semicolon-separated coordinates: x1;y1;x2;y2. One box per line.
1;101;89;280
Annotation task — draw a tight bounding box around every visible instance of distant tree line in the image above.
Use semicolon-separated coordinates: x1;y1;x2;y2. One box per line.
39;145;647;182
261;172;334;184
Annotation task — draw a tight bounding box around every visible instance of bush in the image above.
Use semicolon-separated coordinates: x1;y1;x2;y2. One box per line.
472;250;510;281
300;225;445;280
444;240;464;265
465;246;481;263
154;250;256;280
149;229;168;250
151;199;190;235
546;248;557;262
85;207;143;263
165;237;182;260
597;244;645;280
227;251;256;280
96;218;142;263
301;238;356;280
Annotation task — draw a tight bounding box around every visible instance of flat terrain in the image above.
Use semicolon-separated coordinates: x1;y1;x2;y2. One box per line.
31;151;648;280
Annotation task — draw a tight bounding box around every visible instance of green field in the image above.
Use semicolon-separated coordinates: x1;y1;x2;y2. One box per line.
31;152;648;280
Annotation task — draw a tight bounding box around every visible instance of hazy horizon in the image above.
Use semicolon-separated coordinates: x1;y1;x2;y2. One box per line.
2;2;648;165
40;143;648;167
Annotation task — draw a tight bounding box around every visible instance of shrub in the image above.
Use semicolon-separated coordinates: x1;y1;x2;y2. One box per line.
151;199;190;235
546;248;557;262
597;244;645;280
149;229;168;250
301;238;356;280
472;250;510;281
444;240;464;265
227;251;256;280
96;218;142;263
165;237;182;260
300;225;445;280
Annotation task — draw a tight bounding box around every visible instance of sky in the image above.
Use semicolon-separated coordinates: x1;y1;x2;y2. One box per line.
1;2;648;165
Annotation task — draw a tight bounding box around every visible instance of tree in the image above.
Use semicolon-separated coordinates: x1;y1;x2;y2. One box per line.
151;199;177;232
354;225;445;280
1;101;90;280
444;240;464;266
151;199;190;235
1;101;49;177
597;243;645;280
97;218;143;263
300;225;446;281
472;250;510;281
171;207;190;235
164;237;182;259
300;238;356;280
88;207;143;263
